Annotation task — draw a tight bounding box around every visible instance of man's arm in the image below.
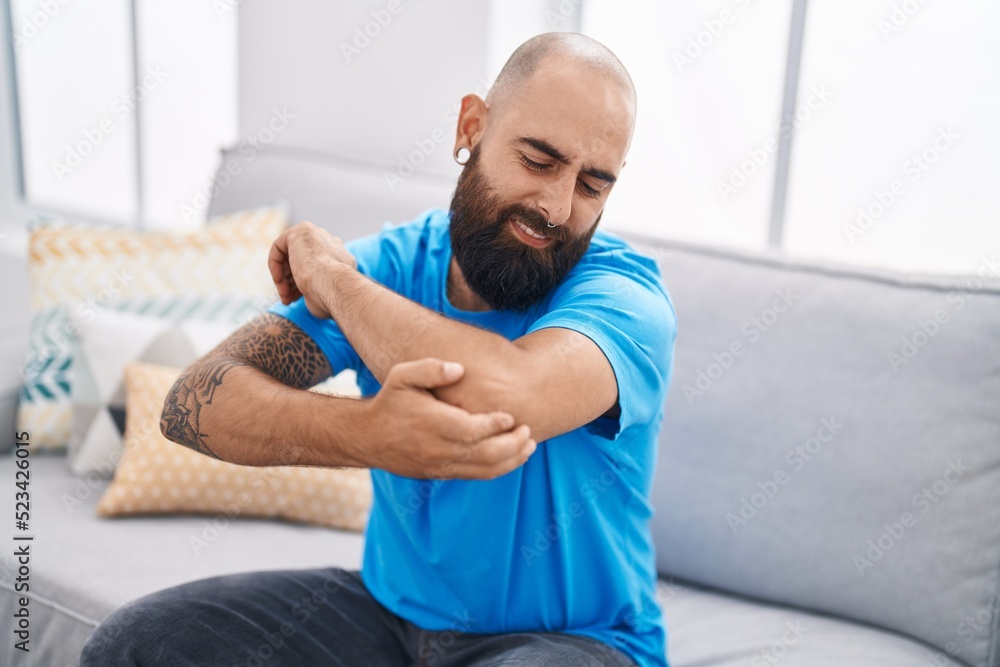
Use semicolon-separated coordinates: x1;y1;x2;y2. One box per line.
269;223;619;444
160;313;535;479
159;313;360;466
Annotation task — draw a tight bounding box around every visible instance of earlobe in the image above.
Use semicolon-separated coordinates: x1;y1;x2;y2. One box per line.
454;94;489;156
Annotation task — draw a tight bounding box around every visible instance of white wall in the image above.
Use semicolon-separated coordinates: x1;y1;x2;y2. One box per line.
0;5;33;440
582;0;792;250
238;0;491;187
0;3;31;244
782;0;1000;274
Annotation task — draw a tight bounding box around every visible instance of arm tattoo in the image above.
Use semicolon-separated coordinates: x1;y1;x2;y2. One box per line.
211;313;332;389
160;358;244;459
160;314;332;458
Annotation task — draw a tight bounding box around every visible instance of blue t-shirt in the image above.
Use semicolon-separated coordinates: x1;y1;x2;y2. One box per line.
268;208;677;667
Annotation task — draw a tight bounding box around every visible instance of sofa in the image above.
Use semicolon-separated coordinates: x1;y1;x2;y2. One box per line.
1;148;998;667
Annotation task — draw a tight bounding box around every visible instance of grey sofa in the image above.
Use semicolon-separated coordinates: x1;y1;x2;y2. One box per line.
1;149;998;667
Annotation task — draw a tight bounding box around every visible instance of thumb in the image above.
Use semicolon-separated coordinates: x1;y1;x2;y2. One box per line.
387;358;465;390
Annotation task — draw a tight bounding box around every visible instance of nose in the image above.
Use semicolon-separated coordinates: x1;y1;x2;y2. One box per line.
537;174;575;227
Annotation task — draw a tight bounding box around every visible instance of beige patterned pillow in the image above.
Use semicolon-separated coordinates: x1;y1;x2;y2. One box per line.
97;361;372;532
19;204;289;451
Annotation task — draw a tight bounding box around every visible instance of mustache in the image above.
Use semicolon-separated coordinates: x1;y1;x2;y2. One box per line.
502;204;566;243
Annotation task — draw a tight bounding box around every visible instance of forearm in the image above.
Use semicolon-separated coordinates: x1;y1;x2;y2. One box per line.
160;355;371;468
158;312;373;468
323;263;524;410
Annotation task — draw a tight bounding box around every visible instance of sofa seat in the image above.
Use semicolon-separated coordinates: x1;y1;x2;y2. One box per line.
0;452;956;667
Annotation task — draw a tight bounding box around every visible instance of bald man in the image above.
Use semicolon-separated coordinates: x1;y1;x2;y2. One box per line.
81;33;677;667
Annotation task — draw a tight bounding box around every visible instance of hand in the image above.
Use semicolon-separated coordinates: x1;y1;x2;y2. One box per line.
268;221;357;319
358;358;537;480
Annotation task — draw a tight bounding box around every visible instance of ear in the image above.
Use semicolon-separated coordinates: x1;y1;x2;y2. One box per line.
454;94;489;155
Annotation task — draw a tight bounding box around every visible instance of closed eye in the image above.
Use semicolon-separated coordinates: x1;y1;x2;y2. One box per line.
519;155;550;172
521;153;603;198
578;180;601;198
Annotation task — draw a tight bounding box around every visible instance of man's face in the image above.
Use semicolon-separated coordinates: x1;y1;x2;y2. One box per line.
448;56;634;312
449;144;600;312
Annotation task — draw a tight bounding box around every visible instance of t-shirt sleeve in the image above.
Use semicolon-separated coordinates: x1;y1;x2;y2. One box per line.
266;226;403;375
525;249;678;441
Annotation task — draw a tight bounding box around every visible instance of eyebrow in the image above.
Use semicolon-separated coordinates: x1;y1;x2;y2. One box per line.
516;136;617;185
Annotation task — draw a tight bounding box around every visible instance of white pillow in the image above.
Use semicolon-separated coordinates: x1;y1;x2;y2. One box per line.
68;309;237;477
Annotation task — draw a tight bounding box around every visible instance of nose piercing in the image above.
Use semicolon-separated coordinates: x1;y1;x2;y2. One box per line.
546;221;556;228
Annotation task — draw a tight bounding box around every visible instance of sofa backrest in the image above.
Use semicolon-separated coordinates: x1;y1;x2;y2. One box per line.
206;146;455;238
622;232;1000;667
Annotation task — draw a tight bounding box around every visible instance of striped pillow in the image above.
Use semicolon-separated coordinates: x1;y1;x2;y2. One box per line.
17;204;288;451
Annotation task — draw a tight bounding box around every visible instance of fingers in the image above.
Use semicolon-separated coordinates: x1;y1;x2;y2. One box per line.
430;405;516;443
379;357;536;479
387;357;466;391
267;231;296;303
435;427;537;480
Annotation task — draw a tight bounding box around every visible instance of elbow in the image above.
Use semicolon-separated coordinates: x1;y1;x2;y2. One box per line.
158;366;207;452
158;396;178;444
434;357;535;423
158;375;186;446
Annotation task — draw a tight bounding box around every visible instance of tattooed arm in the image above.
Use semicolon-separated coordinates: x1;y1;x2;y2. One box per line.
160;313;533;477
159;313;348;466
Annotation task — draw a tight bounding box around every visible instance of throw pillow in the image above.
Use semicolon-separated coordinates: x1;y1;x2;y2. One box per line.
17;204;288;450
68;309;238;477
97;361;371;532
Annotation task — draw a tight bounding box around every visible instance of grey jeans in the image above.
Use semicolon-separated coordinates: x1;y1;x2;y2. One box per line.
79;567;639;667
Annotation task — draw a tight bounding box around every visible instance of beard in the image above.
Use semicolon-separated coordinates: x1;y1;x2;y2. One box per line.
448;145;599;312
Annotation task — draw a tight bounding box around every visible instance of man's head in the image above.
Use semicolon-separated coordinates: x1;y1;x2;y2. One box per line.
448;32;636;312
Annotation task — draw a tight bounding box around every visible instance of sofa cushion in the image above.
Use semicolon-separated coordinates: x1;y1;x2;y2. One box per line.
0;452;963;667
0;452;366;667
633;234;1000;667
661;578;965;666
